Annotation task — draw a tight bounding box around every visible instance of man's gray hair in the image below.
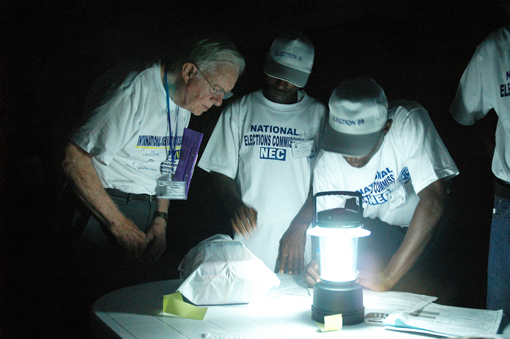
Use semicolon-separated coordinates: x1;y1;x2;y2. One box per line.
187;34;245;76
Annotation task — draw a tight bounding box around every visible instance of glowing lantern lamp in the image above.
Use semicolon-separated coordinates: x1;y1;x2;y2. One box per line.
307;191;370;325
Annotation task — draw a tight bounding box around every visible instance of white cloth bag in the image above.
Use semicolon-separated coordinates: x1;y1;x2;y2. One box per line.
177;234;280;305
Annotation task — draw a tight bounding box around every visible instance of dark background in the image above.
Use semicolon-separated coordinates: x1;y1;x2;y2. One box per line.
0;0;508;337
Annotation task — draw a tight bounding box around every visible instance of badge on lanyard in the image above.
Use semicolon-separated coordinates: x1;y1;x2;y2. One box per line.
157;174;187;200
157;129;203;200
157;70;187;200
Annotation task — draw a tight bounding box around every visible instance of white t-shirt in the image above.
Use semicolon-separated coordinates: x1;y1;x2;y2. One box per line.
198;90;327;270
71;60;191;195
450;26;510;183
314;100;459;227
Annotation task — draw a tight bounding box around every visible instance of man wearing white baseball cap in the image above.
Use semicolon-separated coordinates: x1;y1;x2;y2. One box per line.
198;31;326;273
305;78;459;294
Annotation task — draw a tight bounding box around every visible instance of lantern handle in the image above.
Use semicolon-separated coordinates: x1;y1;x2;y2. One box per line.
313;191;363;226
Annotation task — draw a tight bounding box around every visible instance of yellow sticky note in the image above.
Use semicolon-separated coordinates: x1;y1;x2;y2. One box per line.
162;292;207;320
316;314;343;332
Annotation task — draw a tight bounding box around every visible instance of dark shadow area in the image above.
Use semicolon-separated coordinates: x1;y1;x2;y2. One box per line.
0;0;508;337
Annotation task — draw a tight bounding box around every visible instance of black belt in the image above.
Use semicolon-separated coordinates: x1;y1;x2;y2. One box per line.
105;188;157;202
494;177;510;199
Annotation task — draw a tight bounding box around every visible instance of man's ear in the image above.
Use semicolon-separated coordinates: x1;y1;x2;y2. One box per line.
383;119;393;134
181;63;198;84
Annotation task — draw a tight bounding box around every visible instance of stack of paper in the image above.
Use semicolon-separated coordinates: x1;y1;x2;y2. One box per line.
382;303;503;337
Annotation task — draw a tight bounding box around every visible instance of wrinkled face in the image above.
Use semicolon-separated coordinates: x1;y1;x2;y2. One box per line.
263;75;299;104
181;64;238;116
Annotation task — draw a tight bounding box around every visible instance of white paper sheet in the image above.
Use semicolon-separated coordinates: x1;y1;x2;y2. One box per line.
363;290;437;314
383;303;504;337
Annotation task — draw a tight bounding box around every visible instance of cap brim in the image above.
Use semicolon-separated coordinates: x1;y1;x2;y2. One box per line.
320;122;384;157
263;58;309;88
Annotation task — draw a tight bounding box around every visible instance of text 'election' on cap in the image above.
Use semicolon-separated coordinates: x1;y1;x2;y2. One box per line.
263;31;314;88
320;78;388;157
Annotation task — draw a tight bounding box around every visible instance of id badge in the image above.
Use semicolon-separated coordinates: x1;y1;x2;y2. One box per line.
291;140;314;158
157;174;187;200
388;183;407;211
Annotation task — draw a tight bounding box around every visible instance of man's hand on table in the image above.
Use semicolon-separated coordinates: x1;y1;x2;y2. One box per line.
278;222;307;275
356;270;392;292
304;260;321;286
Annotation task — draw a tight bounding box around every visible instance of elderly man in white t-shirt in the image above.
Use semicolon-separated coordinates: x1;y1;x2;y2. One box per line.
62;35;245;264
303;78;459;293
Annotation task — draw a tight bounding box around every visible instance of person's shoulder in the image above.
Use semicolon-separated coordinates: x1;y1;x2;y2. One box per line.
99;59;157;92
315;150;345;171
102;59;156;83
243;89;263;101
227;89;261;108
301;91;328;110
487;25;510;40
388;100;425;118
129;59;161;83
84;59;157;114
479;26;510;48
218;89;262;118
387;100;430;133
301;90;324;103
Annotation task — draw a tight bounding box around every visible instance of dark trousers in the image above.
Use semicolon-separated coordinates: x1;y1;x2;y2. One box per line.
56;188;173;337
488;179;510;325
72;188;157;260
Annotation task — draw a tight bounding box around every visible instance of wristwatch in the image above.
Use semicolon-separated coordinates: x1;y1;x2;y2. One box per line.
154;211;169;222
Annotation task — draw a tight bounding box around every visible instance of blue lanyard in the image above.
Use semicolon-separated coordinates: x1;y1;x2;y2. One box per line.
164;70;179;166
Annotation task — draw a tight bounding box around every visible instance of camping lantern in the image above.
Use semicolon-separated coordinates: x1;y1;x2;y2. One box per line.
307;191;370;325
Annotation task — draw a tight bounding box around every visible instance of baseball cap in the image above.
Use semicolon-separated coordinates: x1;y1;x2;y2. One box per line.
320;78;388;157
263;31;314;88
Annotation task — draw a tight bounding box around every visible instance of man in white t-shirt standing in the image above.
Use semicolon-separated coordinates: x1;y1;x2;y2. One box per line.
198;31;326;273
62;35;245;264
305;78;459;293
450;7;510;316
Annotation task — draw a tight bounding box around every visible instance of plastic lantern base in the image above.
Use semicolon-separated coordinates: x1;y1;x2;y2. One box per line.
311;280;364;325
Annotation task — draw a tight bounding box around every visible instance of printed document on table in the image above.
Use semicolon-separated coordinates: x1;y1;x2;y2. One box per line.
266;274;311;298
363;290;437;314
383;303;503;337
269;275;438;312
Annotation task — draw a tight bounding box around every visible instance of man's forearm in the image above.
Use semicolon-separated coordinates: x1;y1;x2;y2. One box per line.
156;198;170;213
278;191;314;274
210;171;257;235
290;191;314;231
382;180;446;289
154;198;170;227
62;141;126;229
210;171;243;208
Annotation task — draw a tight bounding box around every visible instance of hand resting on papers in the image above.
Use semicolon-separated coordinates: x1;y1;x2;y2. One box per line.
305;260;321;286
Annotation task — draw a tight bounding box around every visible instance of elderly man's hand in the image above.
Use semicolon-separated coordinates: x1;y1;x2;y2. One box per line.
304;260;321;286
231;202;257;237
110;218;147;261
356;270;392;292
141;218;167;263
